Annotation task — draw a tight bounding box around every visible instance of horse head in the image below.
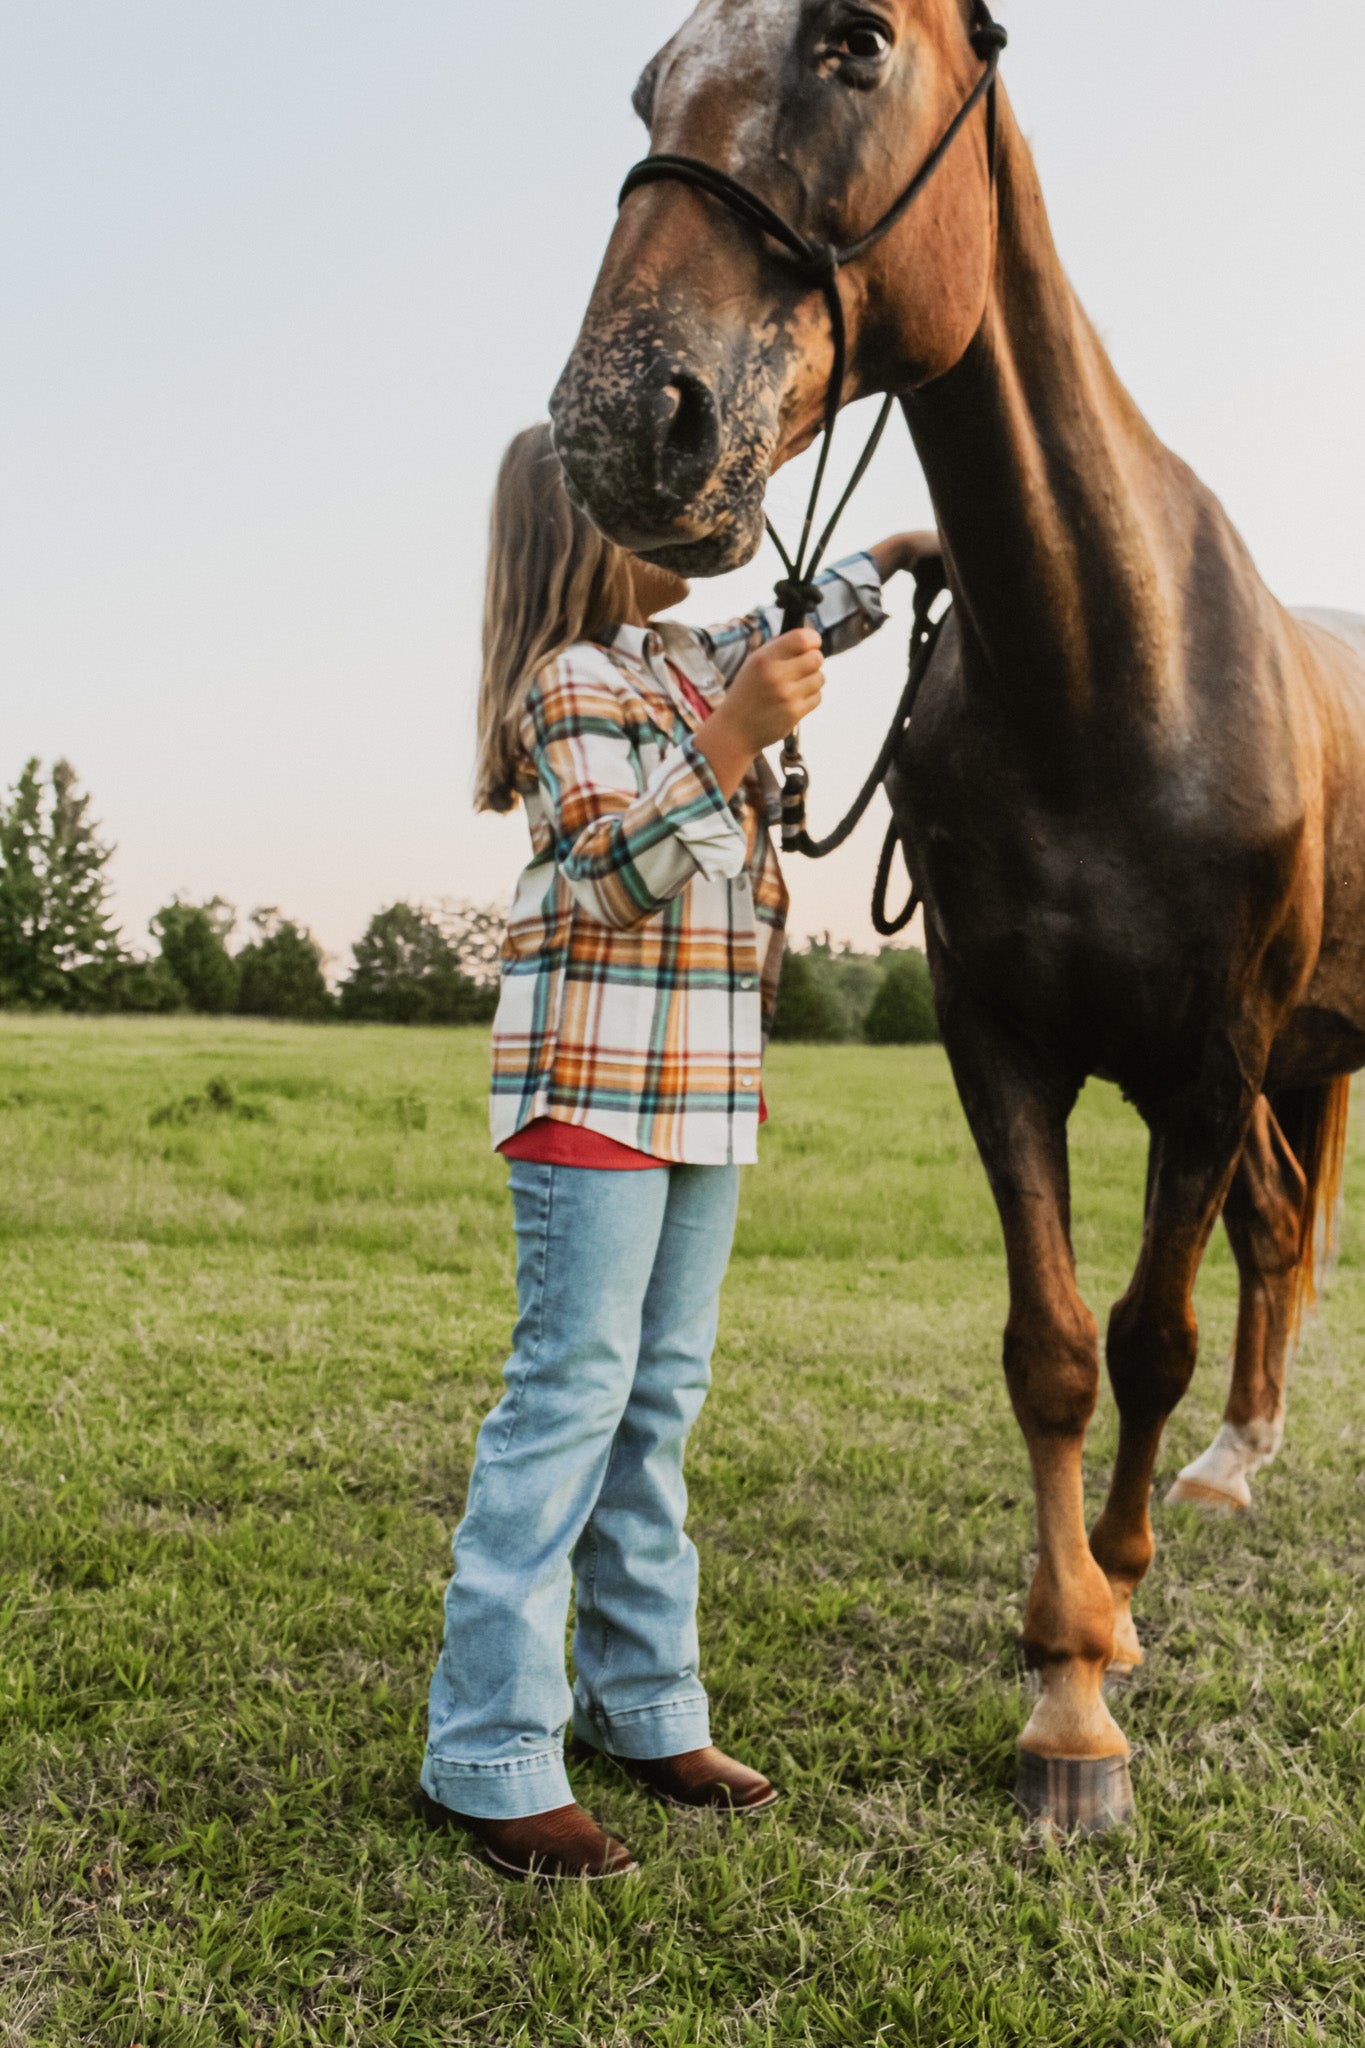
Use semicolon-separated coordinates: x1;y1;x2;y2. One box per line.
550;0;1000;574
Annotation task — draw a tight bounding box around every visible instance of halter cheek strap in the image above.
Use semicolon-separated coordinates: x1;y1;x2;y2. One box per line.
617;2;1007;854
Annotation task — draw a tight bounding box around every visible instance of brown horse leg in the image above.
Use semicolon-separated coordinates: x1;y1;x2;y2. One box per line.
1165;1096;1306;1514
1168;1077;1350;1512
935;991;1130;1830
1088;1109;1255;1681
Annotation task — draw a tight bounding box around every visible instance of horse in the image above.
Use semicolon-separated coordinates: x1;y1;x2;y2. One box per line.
547;0;1365;1831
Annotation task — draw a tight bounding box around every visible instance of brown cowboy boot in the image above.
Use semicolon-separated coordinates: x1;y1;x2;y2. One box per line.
612;1745;778;1814
420;1793;637;1879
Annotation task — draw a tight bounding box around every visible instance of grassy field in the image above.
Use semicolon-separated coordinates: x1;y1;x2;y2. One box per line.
1;1015;1363;2047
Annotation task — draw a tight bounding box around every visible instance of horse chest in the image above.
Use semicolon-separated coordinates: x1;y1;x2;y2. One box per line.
917;805;1189;1002
891;689;1287;1078
900;723;1198;954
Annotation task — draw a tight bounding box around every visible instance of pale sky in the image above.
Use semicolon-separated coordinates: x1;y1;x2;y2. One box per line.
4;3;1364;969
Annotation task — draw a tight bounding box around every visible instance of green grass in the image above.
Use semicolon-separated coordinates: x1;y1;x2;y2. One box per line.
1;1015;1363;2047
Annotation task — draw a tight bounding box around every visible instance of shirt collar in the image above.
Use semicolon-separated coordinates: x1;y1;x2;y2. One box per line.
611;622;663;662
610;619;724;725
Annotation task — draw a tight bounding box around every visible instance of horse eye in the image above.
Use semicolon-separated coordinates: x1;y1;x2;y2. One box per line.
838;22;890;61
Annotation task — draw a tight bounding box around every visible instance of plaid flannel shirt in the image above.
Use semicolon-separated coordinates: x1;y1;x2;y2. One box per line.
489;553;888;1165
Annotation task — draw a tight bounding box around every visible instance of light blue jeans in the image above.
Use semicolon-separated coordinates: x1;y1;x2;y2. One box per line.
422;1156;741;1820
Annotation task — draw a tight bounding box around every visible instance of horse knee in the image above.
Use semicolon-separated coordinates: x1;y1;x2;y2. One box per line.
1003;1296;1100;1439
1107;1289;1197;1423
1090;1501;1155;1588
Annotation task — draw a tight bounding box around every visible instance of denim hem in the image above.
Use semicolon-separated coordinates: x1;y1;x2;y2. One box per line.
420;1748;574;1822
572;1693;712;1762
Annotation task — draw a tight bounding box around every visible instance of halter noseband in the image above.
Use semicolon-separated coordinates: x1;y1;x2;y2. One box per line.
617;3;1007;853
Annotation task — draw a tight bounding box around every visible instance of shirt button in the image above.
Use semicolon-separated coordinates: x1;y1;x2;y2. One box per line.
734;876;749;895
739;975;757;991
740;1075;757;1089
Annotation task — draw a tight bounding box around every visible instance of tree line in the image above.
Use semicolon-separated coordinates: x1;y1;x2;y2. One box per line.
0;758;497;1023
0;756;938;1040
770;936;939;1044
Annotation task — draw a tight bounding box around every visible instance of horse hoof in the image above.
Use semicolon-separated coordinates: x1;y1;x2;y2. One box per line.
1164;1472;1250;1513
1014;1751;1135;1835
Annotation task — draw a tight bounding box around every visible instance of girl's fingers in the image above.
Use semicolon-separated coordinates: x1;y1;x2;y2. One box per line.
769;627;821;658
775;649;825;683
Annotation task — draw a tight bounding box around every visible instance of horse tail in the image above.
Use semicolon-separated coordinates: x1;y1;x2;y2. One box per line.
1277;1075;1352;1331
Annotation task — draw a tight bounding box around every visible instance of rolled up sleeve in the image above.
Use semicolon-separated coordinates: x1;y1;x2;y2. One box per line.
692;551;888;680
525;657;747;931
807;552;888;653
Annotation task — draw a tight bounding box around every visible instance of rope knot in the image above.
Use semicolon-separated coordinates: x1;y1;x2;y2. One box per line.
774;578;824;628
970;17;1009;59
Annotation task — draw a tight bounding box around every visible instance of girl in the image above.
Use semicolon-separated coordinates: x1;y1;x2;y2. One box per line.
422;421;930;1878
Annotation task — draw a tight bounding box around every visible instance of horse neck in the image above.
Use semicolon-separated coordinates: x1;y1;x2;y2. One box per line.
903;103;1176;720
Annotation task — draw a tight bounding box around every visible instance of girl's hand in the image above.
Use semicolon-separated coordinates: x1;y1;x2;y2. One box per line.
694;628;824;798
727;628;825;748
867;530;940;579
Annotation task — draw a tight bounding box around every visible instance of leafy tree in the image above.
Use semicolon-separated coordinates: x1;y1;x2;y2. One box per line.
235;909;332;1021
151;897;239;1013
770;947;848;1042
770;936;941;1044
339;901;496;1025
772;935;886;1042
105;955;187;1013
864;948;939;1044
0;758;123;1008
812;936;882;1036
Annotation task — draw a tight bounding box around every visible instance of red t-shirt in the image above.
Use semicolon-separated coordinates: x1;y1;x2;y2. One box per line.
499;658;766;1170
671;665;714;723
500;1120;664;1170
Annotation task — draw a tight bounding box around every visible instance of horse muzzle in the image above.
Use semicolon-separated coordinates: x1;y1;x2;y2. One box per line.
549;312;781;575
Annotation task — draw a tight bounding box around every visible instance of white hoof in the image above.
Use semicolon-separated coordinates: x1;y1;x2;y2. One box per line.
1165;1420;1279;1514
1164;1469;1251;1513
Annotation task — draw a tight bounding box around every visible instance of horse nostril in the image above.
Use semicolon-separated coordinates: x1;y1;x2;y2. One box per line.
650;371;720;500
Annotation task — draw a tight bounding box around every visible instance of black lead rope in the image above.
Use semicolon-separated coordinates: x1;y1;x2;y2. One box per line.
869;568;950;936
802;552;947;859
619;2;1007;857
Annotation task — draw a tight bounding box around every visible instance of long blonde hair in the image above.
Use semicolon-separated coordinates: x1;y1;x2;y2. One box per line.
475;424;637;813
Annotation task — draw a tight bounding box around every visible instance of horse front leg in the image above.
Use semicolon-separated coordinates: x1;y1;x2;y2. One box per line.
1088;1097;1257;1676
935;985;1131;1832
